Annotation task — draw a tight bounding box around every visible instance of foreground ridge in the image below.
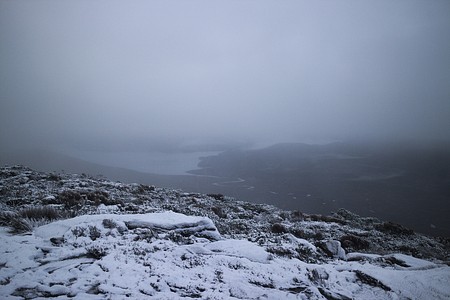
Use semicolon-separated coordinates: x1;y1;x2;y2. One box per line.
0;165;449;299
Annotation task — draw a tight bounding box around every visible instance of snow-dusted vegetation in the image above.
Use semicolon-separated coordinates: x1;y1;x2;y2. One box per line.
1;165;449;299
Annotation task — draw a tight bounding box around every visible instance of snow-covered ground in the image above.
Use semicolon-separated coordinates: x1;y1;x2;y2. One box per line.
0;165;449;299
1;212;449;299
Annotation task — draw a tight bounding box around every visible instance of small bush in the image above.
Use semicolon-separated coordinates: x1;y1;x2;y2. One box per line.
271;223;287;234
398;245;420;257
309;214;346;225
290;210;304;221
214;269;224;283
228;220;250;233
133;229;155;242
102;219;117;229
179;253;204;268
133;184;155;195
296;245;318;263
211;206;227;218
85;191;109;206
227;261;245;270
58;190;83;208
72;226;86;238
5;199;22;207
207;194;224;201
266;246;293;258
166;231;193;245
88;226;101;241
86;245;108;259
291;228;306;239
47;173;61;181
340;235;370;251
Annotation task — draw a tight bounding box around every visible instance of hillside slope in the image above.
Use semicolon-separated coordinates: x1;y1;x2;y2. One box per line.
0;165;449;299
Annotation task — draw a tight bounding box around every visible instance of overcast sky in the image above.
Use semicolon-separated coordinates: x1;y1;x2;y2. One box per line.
1;0;450;151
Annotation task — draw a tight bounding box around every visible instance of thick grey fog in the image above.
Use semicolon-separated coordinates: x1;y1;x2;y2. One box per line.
1;1;450;236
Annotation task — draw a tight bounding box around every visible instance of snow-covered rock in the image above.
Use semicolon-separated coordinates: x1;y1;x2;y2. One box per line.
322;240;347;260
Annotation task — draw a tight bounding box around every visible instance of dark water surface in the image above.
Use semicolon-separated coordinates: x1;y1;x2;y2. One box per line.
2;141;450;236
188;142;450;237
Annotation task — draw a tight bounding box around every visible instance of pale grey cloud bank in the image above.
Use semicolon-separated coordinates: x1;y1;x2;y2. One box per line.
1;0;450;151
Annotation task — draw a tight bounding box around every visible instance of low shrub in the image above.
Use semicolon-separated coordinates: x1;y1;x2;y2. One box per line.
211;206;227;218
266;246;293;258
86;245;108;259
309;214;346;225
290;210;304;221
207;194;224;201
133;184;155;195
290;228;323;240
102;219;117;229
58;190;83;208
271;223;288;234
85;191;110;206
72;226;86;238
375;222;414;235
47;173;61;181
340;235;370;251
88;226;101;241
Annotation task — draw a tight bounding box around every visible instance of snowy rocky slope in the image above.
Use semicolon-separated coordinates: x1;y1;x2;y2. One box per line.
0;165;449;299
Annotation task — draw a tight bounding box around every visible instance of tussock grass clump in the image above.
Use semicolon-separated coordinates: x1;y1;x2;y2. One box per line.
0;206;67;234
0;211;17;227
0;211;32;234
19;206;60;221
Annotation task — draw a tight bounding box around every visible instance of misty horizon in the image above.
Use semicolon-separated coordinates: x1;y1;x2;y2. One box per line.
1;0;450;152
